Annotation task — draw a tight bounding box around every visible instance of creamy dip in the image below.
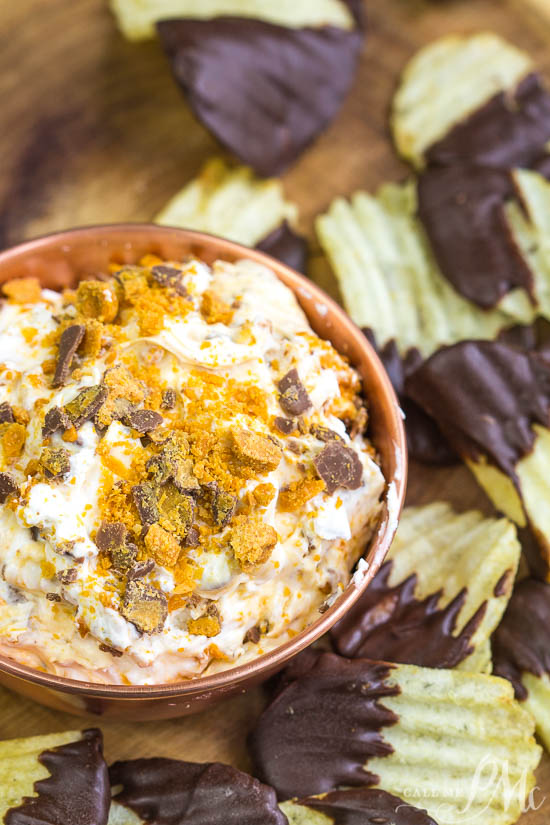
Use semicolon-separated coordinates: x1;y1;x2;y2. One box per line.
0;257;384;684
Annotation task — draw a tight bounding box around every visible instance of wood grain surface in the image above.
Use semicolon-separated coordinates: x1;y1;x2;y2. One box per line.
0;0;549;821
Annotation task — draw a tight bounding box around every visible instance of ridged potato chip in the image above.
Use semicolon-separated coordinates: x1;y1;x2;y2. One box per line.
281;788;438;825
0;729;109;824
250;652;542;825
155;158;298;247
110;0;355;41
391;33;532;168
332;502;520;673
315;181;517;358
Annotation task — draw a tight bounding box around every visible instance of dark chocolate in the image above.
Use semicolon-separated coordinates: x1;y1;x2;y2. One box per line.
110;758;287;825
6;729;110;825
65;385;108;429
249;651;399;800
310;424;343;443
52;324;85;387
363;331;456;465
493;569;513;598
0;471;17;502
256;222;308;274
417;165;534;309
157;16;362;176
406;340;550;483
313;441;363;494
278;368;311;416
274;416;296;435
56;567;78;584
127;558;155;580
132;482;160;526
427;74;550;170
42;406;71;437
95;521;127;553
121;580;168;633
125;409;164;433
151;264;187;296
331;560;486;668
296;788;438;825
0;401;14;424
493;578;550;701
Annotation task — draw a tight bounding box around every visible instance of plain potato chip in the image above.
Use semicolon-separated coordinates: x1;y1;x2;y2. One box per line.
391;33;532;168
331;502;520;673
250;651;541;825
0;729;109;824
110;0;355;41
155;158;298;248
315;180;517;358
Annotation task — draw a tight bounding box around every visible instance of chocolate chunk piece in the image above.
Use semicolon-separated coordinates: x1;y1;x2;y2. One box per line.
278;368;311;416
39;447;71;479
296;788;438;825
406;340;550;483
132;483;160;526
0;402;14;424
427;74;550;170
249;651;399;800
150;264;187;296
65;385;108;429
310;424;343;443
331;561;486;669
211;487;236;529
273;416;296;435
124;409;163;433
157;17;362;176
110;759;287;825
161;388;178;409
256;222;308;274
0;472;17;503
52;324;85;387
243;625;261;645
99;643;123;658
127;558;155;581
5;729;110;825
313;442;363;495
56;567;78;585
183;525;200;548
46;592;61;602
493;578;550;701
95;522;137;573
417;165;534;309
42;406;72;437
121;580;168;633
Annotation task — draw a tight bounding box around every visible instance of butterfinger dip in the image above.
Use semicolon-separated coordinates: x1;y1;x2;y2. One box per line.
0;257;384;684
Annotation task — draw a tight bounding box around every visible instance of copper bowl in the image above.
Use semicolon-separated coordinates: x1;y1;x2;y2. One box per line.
0;224;407;719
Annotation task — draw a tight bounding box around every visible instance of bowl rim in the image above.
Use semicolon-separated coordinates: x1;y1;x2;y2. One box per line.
0;223;407;698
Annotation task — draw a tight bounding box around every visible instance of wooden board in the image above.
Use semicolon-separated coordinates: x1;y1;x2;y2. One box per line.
0;0;549;820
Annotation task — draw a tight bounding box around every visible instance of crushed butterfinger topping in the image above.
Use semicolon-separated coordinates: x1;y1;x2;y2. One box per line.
1;422;26;461
76;280;119;323
230;429;282;474
278;477;326;512
200;289;234;325
144;523;181;568
229;515;278;571
2;277;42;304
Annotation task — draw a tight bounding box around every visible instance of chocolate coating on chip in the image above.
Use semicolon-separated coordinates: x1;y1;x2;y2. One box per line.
256;222;308;274
132;482;160;526
427;74;550;170
150;265;188;296
125;409;163;433
42;406;72;437
121;580;168;633
406;340;550;483
493;578;550;701
52;324;85;387
314;442;363;495
296;788;438;825
157;17;362;176
110;758;287;825
40;447;71;479
331;560;486;669
0;472;17;503
278;368;311;416
249;651;399;800
65;385;108;429
417;165;534;309
0;402;14;424
5;729;110;825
